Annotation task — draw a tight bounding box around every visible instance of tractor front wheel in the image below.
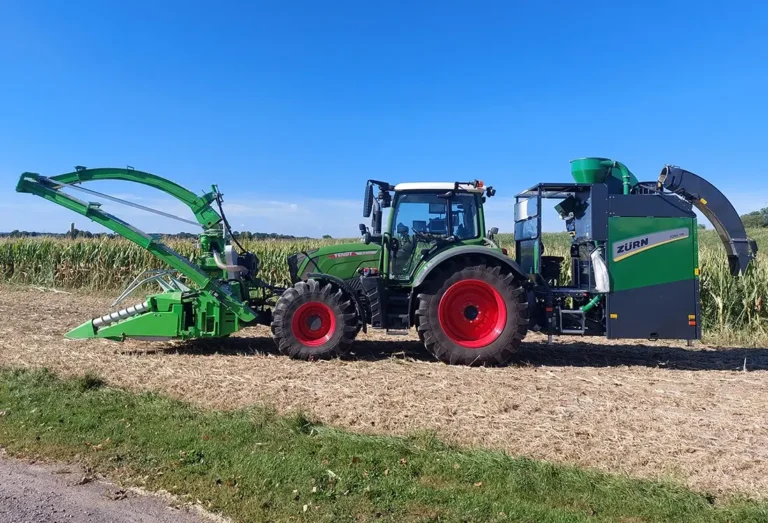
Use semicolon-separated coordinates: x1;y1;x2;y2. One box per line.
416;262;528;365
271;279;359;360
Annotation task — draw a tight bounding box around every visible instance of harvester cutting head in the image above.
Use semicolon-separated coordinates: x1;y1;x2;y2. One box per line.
15;167;279;341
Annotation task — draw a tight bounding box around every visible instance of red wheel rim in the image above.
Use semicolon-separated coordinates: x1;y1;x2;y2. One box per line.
291;302;336;347
437;279;507;348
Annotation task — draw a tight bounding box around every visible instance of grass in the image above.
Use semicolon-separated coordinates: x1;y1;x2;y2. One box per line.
1;368;767;522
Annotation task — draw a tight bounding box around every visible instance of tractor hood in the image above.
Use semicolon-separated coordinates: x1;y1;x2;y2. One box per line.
288;242;382;283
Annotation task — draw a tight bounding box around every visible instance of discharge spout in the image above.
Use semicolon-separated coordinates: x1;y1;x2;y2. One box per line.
659;166;757;276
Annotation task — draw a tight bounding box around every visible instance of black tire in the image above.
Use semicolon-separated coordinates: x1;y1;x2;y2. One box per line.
271;279;359;360
415;260;528;366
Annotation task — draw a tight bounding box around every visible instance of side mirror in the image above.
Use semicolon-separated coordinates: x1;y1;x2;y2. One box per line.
363;183;374;218
488;227;499;239
396;223;409;236
359;223;367;235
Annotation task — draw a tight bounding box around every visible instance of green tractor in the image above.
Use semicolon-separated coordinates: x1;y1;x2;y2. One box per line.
272;179;528;365
15;158;757;366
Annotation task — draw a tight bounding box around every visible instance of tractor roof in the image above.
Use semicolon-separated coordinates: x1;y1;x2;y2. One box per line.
394;182;485;193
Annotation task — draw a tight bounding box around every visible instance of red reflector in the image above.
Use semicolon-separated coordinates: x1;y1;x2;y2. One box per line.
501;248;509;256
688;321;696;326
545;307;553;312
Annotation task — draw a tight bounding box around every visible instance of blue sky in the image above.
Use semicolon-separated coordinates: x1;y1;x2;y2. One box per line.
1;1;767;237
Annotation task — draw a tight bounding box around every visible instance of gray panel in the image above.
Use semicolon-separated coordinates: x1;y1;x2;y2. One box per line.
608;194;694;218
607;279;698;340
588;184;608;240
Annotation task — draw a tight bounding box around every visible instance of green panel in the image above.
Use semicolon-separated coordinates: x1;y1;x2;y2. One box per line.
570;157;639;190
65;290;242;341
608;217;697;292
296;242;382;281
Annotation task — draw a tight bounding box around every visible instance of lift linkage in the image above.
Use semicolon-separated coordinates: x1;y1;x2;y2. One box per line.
16;168;261;341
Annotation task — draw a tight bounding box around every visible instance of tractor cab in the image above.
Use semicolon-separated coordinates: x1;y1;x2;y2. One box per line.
361;179;498;281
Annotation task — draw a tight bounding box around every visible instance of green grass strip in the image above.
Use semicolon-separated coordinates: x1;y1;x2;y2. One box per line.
0;368;765;522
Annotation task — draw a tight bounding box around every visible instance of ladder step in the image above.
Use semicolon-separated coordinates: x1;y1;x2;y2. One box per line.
386;329;410;336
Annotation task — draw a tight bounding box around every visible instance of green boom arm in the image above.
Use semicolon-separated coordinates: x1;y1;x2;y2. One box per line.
15;170;256;323
44;167;223;229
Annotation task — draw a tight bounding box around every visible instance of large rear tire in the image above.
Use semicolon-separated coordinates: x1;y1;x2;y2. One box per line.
415;261;528;365
271;279;358;360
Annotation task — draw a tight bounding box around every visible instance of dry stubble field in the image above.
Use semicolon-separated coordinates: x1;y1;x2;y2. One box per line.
1;286;767;499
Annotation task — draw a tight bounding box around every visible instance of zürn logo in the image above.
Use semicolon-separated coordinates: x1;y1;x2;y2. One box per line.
616;237;650;256
612;228;689;262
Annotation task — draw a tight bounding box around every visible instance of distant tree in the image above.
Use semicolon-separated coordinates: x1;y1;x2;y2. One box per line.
741;208;768;228
322;234;333;239
697;224;706;230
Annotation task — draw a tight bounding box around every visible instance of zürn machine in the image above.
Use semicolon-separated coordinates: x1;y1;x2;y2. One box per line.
15;158;757;365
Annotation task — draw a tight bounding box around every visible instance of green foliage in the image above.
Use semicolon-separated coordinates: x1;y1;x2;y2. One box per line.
741;209;768;228
1;368;766;523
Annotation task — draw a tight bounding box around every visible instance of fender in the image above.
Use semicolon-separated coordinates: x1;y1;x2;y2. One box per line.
406;246;527;328
412;245;527;288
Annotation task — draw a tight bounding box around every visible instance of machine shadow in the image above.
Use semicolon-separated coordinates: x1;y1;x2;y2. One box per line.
515;339;768;371
162;336;435;362
159;336;768;371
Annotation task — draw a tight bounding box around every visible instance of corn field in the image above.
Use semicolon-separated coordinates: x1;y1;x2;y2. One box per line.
1;230;766;345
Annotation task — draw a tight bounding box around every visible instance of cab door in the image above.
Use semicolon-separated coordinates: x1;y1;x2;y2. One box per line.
389;192;481;281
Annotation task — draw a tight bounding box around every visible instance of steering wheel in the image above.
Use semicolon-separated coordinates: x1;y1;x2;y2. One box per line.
413;230;439;243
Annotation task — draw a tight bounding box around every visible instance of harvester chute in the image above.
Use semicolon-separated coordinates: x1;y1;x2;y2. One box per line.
659;166;757;276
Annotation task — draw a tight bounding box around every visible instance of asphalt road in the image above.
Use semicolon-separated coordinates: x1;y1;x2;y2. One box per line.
0;456;214;523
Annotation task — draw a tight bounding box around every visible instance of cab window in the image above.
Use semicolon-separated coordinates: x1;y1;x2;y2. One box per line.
451;194;479;239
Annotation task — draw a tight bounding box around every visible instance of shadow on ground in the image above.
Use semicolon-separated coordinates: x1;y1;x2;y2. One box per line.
125;335;768;372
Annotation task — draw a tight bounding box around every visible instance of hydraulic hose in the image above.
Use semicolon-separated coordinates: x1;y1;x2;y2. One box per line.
579;295;602;313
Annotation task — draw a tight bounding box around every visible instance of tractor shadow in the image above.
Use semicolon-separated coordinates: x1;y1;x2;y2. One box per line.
160;336;768;371
163;336;436;362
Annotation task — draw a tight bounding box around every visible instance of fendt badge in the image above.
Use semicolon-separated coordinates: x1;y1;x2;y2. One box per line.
613;228;689;262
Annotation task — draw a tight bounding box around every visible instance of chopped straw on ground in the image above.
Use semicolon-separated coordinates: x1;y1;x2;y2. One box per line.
1;287;767;499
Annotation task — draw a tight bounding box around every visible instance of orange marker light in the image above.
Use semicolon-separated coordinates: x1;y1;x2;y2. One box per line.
477;180;484;188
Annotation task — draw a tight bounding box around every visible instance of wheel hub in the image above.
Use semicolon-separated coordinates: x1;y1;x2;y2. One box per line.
306;315;323;331
463;305;479;320
292;302;336;347
437;279;507;349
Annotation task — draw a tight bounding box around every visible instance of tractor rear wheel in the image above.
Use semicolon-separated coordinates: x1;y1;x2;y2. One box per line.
271;279;359;360
415;261;527;366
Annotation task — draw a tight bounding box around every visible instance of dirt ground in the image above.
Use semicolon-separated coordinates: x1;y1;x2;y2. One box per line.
1;287;767;499
0;453;219;523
